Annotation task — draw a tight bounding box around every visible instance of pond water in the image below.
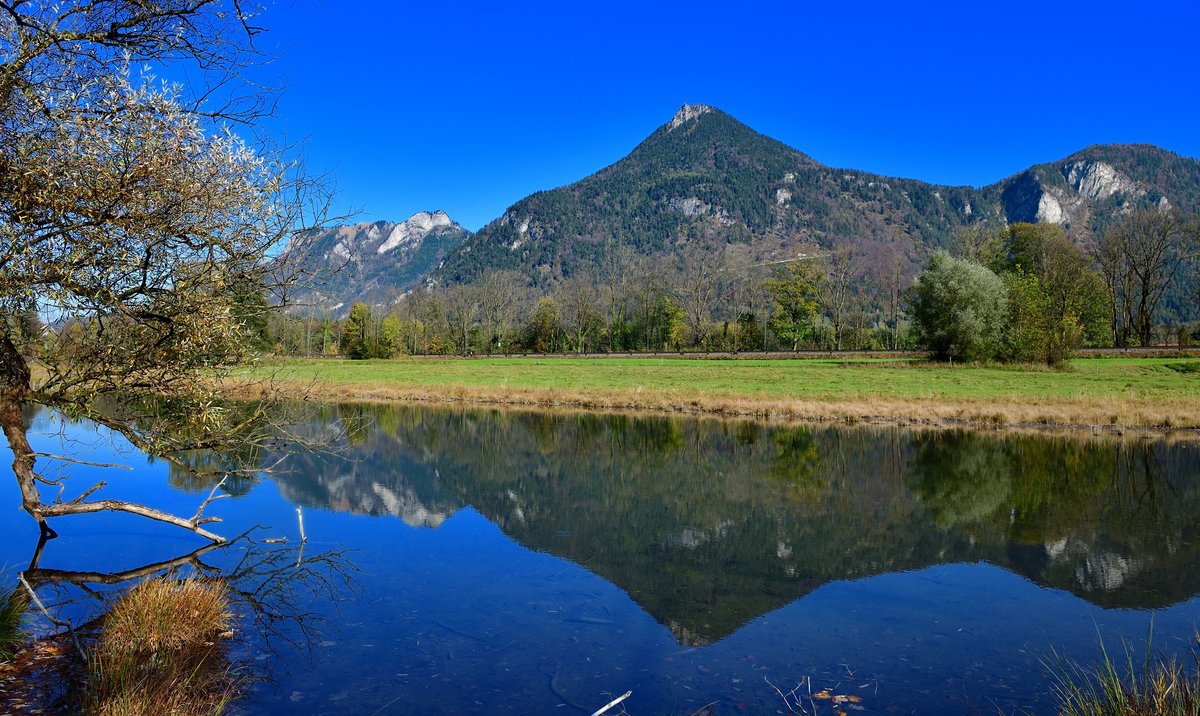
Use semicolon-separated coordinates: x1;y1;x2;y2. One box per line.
3;404;1200;715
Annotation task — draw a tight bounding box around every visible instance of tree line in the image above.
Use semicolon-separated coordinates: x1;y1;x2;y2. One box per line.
267;210;1199;363
267;242;902;358
914;211;1198;363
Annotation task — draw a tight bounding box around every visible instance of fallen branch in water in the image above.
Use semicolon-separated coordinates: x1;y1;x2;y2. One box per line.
38;499;227;543
591;690;632;716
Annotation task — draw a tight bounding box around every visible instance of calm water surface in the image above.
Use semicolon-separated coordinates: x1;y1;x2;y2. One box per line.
3;404;1199;715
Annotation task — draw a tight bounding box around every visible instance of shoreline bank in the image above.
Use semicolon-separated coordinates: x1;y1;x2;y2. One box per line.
229;355;1200;437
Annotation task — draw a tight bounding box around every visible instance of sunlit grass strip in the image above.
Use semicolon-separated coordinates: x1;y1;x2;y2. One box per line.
82;578;236;716
233;356;1200;431
1049;639;1200;716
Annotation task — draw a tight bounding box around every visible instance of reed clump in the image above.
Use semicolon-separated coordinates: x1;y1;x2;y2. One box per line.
81;577;236;716
0;585;30;660
1050;639;1200;716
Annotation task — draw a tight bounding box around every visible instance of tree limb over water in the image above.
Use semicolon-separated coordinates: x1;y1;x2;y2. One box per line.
0;1;333;540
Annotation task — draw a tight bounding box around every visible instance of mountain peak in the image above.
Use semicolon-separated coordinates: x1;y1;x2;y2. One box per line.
668;103;714;130
280;210;469;314
378;210;456;255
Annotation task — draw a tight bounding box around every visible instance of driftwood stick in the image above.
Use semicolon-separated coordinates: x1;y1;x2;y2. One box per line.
191;475;229;522
69;480;108;504
297;506;307;543
591;690;632;716
18;573;69;629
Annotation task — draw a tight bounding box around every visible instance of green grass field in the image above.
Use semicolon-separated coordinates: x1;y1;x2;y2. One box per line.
252;355;1199;401
242;356;1200;430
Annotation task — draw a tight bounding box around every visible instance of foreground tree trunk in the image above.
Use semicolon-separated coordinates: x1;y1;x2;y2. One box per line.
0;335;53;536
0;2;330;541
1;335;228;542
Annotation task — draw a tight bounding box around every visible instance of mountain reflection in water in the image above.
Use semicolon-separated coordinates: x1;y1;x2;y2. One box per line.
263;404;1200;646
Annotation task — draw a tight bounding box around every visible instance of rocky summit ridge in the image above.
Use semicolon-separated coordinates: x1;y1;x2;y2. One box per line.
668;103;713;130
282;210;469;313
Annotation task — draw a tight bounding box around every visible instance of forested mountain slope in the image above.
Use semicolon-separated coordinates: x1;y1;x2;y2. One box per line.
433;105;1199;316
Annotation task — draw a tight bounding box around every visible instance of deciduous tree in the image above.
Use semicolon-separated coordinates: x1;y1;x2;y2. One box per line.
673;246;727;348
1095;210;1193;347
0;1;327;540
815;244;866;351
764;261;820;352
557;276;602;353
908;252;1007;362
523;297;562;353
477;270;523;354
999;224;1107;364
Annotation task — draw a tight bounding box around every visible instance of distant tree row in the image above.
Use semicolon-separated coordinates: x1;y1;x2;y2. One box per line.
266;209;1199;363
267;243;913;358
916;210;1199;363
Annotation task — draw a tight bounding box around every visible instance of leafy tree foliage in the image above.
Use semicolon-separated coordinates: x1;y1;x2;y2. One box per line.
378;313;401;358
997;224;1109;364
764;261;820;351
908;252;1008;362
0;1;325;539
340;303;373;359
522;297;562;353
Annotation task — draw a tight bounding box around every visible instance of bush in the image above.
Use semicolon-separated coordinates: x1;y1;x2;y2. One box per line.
0;585;29;660
908;251;1008;362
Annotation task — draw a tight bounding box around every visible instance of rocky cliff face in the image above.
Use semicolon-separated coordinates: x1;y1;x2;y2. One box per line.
281;210;470;314
667;103;713;130
990;145;1195;239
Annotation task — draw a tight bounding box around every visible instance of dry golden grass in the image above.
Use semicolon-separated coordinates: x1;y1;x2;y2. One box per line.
82;578;235;716
229;378;1200;437
99;579;230;655
1051;639;1200;716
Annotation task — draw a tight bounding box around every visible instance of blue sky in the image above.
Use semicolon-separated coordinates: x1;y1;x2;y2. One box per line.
251;0;1200;231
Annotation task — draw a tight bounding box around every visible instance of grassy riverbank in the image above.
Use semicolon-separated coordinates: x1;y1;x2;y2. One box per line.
235;356;1200;432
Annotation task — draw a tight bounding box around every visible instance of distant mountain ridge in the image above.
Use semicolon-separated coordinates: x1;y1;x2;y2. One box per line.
995;143;1198;231
432;105;1200;317
282;210;470;313
290;106;1200;318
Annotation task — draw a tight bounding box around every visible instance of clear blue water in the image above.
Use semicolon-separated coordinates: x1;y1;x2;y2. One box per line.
4;404;1199;715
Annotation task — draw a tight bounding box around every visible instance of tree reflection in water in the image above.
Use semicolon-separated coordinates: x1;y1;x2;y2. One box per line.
273;404;1200;643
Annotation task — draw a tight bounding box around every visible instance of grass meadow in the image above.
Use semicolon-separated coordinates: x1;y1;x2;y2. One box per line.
239;356;1200;431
